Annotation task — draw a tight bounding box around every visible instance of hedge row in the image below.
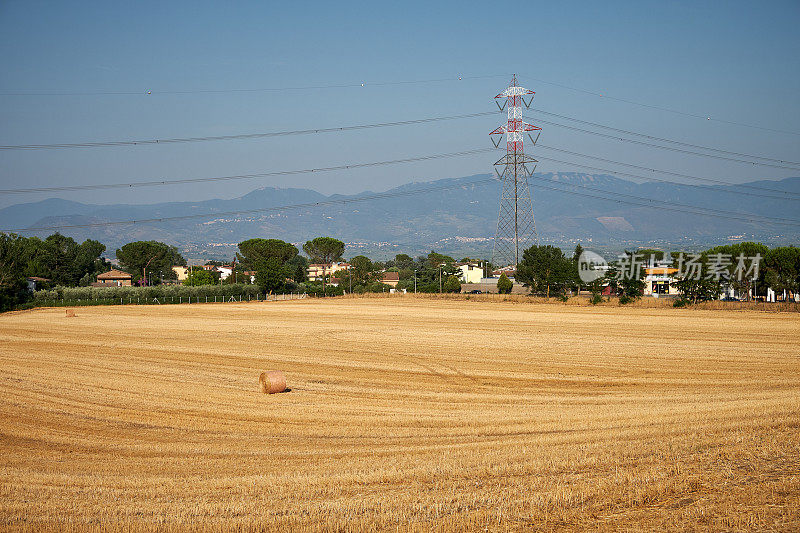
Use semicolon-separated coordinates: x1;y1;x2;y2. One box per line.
34;283;263;301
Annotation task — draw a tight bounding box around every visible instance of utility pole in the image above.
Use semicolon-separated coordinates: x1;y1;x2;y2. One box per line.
414;269;417;293
490;75;541;268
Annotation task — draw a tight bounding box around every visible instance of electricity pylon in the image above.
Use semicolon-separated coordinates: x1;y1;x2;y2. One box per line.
490;75;541;267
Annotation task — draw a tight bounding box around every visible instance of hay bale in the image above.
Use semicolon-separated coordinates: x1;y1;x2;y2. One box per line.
65;309;76;317
259;371;286;394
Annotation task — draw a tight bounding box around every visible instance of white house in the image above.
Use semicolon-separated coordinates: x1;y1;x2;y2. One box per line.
643;267;681;296
456;263;484;284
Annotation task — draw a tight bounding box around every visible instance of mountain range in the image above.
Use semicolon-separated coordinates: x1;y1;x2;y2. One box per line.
1;173;798;260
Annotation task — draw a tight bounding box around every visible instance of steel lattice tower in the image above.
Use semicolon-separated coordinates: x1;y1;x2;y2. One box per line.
490;75;541;267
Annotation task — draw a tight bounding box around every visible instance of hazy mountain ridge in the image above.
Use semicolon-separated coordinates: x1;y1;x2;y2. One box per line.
2;173;798;259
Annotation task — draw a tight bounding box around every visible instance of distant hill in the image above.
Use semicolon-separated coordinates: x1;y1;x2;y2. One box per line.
1;173;798;260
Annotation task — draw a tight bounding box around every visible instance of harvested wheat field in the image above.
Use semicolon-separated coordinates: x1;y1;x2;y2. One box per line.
0;298;798;531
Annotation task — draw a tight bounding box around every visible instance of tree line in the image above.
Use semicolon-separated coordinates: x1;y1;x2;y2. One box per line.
0;232;463;310
2;230;798;311
514;243;800;305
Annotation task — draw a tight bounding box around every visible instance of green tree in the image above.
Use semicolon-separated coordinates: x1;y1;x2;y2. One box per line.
236;239;298;270
571;244;585;293
74;239;108;285
673;254;722;304
516;245;574;298
636;249;665;261
183;269;216;286
116;241;185;283
425;251;455;269
255;257;288;293
398;267;415;281
0;233;32;311
443;275;461;293
764;246;800;299
348;255;375;286
616;251;646;304
303;237;345;293
497;273;513;294
674;275;720;304
572;244;584;263
704;242;768;299
393;254;414;270
287;254;309;283
303;237;345;264
588;278;604;304
40;233;80;285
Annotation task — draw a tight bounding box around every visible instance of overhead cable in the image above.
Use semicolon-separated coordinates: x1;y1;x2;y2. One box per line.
534;144;800;198
0;148;496;194
0;74;508;97
529;107;800;166
0;111;496;151
522;74;800;136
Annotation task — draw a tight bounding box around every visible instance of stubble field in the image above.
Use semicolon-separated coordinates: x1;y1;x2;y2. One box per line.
0;297;798;531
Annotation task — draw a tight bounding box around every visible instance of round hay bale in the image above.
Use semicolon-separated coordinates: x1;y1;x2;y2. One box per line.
65;309;76;317
259;371;286;394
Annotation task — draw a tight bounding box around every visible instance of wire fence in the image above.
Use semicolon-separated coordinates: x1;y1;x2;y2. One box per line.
35;292;308;307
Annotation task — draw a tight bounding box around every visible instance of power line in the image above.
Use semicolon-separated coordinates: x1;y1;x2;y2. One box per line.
528;179;800;227
4;98;794;178
3;176;499;233
531;153;797;202
530;116;800;172
0;148;496;195
0;111;496;151
5;70;795;137
522;74;800;137
1;140;796;203
529;107;800;166
0;74;508;97
534;143;800;199
528;175;800;224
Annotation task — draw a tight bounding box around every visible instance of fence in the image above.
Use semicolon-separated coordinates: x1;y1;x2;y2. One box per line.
35;292;307;307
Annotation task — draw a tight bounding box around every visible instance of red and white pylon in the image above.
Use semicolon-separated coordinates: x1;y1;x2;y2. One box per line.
489;75;541;267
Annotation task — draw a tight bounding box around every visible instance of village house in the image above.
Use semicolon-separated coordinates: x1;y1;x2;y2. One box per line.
491;266;517;279
172;266;189;282
26;276;49;292
93;269;132;287
456;263;484;284
380;271;400;287
642;266;681;296
216;266;233;280
307;262;350;282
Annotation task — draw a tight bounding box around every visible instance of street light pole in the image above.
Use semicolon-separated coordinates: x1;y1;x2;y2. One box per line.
439;266;442;293
414;270;417;294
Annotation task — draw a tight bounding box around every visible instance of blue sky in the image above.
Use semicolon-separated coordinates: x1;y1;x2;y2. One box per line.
1;0;798;208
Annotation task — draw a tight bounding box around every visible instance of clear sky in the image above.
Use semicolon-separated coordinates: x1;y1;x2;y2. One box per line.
1;0;799;209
